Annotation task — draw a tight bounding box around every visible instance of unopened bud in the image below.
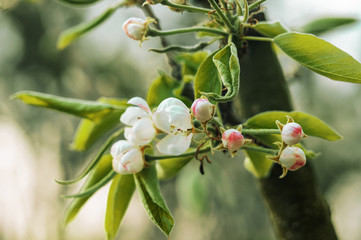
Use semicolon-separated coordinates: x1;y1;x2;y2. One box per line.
281;122;304;145
191;98;215;123
111;140;145;174
222;129;245;152
279;146;306;171
122;17;152;41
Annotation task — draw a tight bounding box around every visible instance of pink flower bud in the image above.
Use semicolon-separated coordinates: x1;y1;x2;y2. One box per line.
279;146;306;171
281;122;304;145
122;17;148;41
191;98;215;123
222;129;245;152
111;140;145;174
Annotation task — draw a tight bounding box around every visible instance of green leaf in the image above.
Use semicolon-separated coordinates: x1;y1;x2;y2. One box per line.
198;43;240;103
156;155;193;180
134;165;174;237
57;0;101;6
252;20;288;38
301;17;357;35
57;128;124;185
244;145;273;178
71;98;127;151
12;91;126;121
146;73;180;109
194;50;222;101
64;154;112;225
245;111;342;141
274;32;361;84
105;174;135;240
176;51;209;76
57;8;116;49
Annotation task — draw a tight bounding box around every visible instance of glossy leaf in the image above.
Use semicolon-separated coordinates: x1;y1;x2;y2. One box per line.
134;165;174;237
156;155;194;180
57;8;116;49
244;146;273;178
64;154;112;225
71;98;127;151
245;111;342;141
12;91;125;121
301;17;357;35
274;32;361;83
176;51;209;76
252;20;288;38
199;43;240;102
194;50;222;101
105;174;135;240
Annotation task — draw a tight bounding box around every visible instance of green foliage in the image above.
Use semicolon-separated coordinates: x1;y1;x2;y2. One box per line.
274;32;361;84
64;154;113;225
244;145;273;178
195;43;240;103
57;0;101;6
57;8;117;49
105;174;135;240
71;98;127;151
251;21;288;38
12;91;126;121
176;51;209;77
156;155;194;180
134;165;174;237
301;17;357;35
245;111;342;141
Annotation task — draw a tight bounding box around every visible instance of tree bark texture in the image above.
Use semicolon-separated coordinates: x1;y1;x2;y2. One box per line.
233;11;338;240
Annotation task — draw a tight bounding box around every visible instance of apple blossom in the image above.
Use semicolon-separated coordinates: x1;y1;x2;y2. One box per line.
111;140;144;174
281;122;304;145
279;146;306;171
153;97;193;155
122;17;153;41
222;129;245;152
120;97;156;146
191;98;215;123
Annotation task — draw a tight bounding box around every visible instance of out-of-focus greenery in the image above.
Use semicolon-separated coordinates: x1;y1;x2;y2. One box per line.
1;0;361;240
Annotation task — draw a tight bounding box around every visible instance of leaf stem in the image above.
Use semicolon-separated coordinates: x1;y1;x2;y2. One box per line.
147;27;228;37
145;146;212;161
161;0;212;14
242;145;278;155
248;0;266;11
242;36;273;42
208;0;234;32
242;128;280;135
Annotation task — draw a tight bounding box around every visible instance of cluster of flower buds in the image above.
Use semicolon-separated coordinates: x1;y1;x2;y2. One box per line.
275;116;307;176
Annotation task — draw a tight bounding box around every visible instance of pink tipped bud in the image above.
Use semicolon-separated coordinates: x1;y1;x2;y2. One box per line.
222;129;245;152
111;140;145;174
281;122;304;145
191;98;215;123
122;17;148;41
279;146;306;171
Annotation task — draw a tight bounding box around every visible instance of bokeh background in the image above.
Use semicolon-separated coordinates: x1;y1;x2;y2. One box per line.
1;0;361;239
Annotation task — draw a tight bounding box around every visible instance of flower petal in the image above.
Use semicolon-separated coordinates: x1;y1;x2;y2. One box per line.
120;148;144;173
153;109;171;133
120;106;149;126
128;97;151;113
110;140;134;158
156;133;193;155
166;105;192;131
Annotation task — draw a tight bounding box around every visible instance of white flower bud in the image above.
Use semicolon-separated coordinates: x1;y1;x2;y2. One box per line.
111;140;145;174
281;122;304;145
122;17;149;41
222;129;245;152
191;98;215;123
279;146;306;171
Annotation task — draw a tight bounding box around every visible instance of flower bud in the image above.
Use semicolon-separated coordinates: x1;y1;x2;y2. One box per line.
122;17;150;41
111;140;145;174
222;129;245;152
279;146;306;171
281;122;304;145
191;98;215;123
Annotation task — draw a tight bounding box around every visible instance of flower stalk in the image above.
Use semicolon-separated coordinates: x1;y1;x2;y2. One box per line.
147;26;228;37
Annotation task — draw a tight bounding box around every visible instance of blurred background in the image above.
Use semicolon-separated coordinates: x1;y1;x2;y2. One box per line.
1;0;361;239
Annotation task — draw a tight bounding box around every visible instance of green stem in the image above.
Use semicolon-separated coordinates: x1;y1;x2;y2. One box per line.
242;0;249;23
208;0;234;32
248;0;266;11
242;145;278;155
161;0;211;14
145;146;212;161
147;27;228;37
242;128;280;135
242;36;273;42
